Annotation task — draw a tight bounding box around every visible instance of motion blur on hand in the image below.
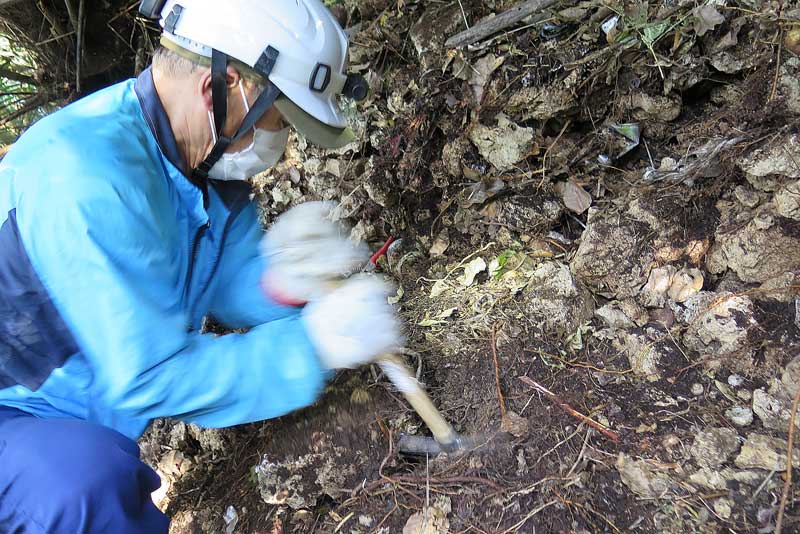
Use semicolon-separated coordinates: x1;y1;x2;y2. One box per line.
260;201;369;305
302;275;403;369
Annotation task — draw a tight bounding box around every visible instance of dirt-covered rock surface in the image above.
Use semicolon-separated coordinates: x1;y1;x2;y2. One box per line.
139;1;800;532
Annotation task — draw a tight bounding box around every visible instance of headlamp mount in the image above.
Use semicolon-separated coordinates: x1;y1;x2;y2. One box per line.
342;74;369;102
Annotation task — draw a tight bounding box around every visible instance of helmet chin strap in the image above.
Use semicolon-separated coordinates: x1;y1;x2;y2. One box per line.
193;47;280;181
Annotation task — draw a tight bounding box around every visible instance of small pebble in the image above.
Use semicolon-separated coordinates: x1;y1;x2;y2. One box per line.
714;498;733;520
691;383;704;396
726;405;754;427
737;389;753;402
728;374;744;388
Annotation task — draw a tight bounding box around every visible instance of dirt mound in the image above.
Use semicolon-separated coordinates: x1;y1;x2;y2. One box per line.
138;1;800;532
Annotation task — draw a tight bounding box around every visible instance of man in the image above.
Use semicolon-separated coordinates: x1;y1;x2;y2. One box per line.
0;1;400;532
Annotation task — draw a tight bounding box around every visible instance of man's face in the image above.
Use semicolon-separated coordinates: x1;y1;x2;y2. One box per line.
219;77;287;154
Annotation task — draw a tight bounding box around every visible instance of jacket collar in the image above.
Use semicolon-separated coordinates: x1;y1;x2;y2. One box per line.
134;67;209;204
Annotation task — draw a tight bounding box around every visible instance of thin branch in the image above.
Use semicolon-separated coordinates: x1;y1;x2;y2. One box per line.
0;66;37;86
491;323;508;421
63;0;78;31
0;93;45;126
519;376;621;442
76;0;85;94
776;387;800;534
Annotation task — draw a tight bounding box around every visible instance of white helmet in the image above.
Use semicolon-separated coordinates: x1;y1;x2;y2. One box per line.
139;0;368;167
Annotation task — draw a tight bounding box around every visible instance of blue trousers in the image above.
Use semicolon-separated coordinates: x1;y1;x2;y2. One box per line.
0;407;169;533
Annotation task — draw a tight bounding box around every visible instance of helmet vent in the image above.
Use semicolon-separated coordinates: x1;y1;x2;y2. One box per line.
164;4;184;34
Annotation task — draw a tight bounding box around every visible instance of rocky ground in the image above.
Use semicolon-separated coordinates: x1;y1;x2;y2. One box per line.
138;1;800;532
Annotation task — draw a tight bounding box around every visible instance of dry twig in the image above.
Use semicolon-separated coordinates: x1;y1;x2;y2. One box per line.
445;0;559;48
491;323;508;422
519;376;620;442
776;386;800;534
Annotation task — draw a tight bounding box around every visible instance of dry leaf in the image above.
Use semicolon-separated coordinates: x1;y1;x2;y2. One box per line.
694;5;724;37
556;181;592;214
469;53;505;103
500;411;530;438
459;257;487;286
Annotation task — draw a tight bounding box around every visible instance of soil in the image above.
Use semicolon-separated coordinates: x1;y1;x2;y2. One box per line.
137;1;800;533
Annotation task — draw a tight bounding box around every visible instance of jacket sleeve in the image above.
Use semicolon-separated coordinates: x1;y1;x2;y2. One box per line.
17;176;325;432
208;202;297;329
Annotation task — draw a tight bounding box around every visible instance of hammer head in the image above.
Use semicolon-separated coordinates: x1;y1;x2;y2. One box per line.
397;433;479;457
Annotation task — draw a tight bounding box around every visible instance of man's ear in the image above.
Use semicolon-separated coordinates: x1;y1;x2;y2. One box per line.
226;66;241;90
198;66;243;110
199;68;214;111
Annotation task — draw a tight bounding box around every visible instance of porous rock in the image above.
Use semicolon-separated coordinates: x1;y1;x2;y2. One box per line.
255;433;366;509
522;261;594;336
409;5;463;69
572;217;654;299
612;327;679;382
726;405;754;427
707;200;800;284
735;433;800;471
739;133;800;191
468;114;535;170
680;291;756;369
752;387;792;432
616;453;671;498
690;427;740;468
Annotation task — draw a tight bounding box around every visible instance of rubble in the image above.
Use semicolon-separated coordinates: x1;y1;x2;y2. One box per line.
735;433;800;471
522;261;594;336
255;433;367;509
467;114;536;171
690;427;740;469
679;291;757;370
140;2;800;531
616;453;671;498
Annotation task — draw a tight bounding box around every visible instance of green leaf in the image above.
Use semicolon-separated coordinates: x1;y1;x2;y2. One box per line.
642;20;671;46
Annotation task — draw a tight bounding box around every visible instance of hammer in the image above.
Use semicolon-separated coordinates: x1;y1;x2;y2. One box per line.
362;238;471;455
377;353;471;455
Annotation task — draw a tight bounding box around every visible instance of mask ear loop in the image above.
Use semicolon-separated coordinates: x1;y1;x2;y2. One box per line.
238;79;251;114
207;110;218;145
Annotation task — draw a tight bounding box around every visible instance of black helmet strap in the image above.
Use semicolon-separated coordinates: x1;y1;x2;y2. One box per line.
193;47;280;180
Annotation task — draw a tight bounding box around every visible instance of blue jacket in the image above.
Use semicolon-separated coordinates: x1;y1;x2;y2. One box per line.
0;69;325;439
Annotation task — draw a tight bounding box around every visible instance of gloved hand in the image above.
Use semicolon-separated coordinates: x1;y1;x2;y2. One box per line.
302;275;403;369
260;201;370;305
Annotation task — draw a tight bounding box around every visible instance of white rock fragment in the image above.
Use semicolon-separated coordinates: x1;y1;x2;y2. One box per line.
713;498;733;520
468;113;535;170
681;291;757;367
726;405;754;427
690;427;740;468
616;453;671;498
728;374;744;387
752;388;792;432
740;133;800;183
735;433;800;471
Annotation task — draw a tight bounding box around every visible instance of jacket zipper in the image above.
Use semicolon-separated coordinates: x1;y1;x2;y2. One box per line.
184;220;210;326
187;190;250;326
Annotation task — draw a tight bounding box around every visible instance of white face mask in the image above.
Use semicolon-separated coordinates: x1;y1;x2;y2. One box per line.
206;80;290;181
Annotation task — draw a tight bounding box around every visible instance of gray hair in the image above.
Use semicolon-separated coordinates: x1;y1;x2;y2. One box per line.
152;46;266;90
152;46;200;78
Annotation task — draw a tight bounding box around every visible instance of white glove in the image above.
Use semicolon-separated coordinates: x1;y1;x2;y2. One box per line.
261;201;369;305
302;275;403;369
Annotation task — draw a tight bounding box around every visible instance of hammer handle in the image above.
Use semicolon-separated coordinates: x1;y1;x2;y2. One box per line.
377;353;458;447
